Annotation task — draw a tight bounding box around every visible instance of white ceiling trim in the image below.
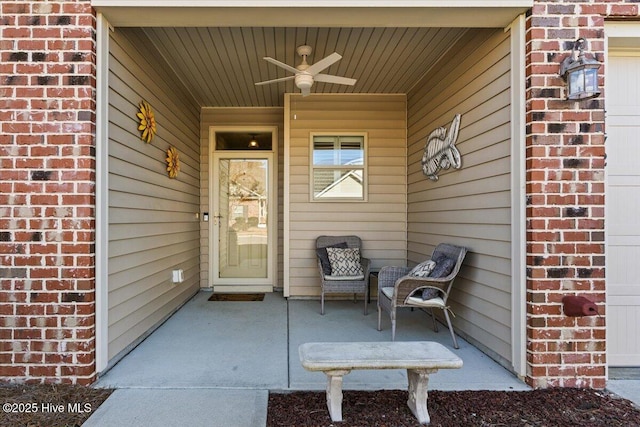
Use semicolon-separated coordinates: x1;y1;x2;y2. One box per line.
92;2;531;28
93;0;531;6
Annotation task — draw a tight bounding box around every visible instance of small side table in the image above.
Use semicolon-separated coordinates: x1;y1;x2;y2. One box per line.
368;271;379;304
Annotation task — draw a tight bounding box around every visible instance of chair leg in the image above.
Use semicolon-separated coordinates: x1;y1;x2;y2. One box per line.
321;290;325;315
377;305;382;331
443;308;459;349
391;318;396;341
430;308;439;332
363;289;368;316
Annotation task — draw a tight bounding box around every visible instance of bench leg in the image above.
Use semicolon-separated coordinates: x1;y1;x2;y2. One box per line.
406;368;437;425
324;369;350;422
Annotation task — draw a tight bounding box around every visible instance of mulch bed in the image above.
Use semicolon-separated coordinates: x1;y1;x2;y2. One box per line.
1;383;639;426
267;388;640;427
0;383;113;427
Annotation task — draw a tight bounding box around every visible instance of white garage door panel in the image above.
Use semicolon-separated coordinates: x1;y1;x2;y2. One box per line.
607;305;639;366
607;247;640;282
609;297;640;306
607;125;640;173
607;187;640;232
608;55;639;114
607;52;640;367
607;176;640;185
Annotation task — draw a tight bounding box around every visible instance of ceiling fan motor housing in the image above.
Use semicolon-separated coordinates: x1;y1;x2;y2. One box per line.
295;74;313;89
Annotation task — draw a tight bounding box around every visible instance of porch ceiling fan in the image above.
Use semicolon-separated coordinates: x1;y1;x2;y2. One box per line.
255;45;357;96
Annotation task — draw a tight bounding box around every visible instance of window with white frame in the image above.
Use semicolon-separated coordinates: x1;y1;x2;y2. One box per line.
311;133;366;201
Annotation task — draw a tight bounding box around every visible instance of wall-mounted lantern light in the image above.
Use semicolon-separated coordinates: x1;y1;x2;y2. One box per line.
559;38;601;101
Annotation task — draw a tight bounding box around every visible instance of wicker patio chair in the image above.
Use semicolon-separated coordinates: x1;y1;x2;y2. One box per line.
316;235;370;315
377;243;467;348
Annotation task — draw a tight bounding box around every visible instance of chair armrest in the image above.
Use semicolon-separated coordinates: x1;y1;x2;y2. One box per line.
395;276;449;303
378;266;412;288
361;257;371;277
317;258;326;278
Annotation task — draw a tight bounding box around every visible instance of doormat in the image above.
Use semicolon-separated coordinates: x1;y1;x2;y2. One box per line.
208;293;265;302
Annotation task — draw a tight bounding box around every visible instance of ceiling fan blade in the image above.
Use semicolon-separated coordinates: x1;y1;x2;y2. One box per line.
314;74;357;86
255;75;295;86
306;52;342;75
263;57;300;74
300;86;311;97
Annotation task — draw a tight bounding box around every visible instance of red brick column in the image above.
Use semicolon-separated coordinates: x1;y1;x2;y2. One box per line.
0;1;97;384
525;1;638;388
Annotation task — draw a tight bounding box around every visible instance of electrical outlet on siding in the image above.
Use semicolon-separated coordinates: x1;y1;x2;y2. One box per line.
172;269;184;284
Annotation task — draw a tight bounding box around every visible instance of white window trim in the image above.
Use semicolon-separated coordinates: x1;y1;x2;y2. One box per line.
309;132;368;202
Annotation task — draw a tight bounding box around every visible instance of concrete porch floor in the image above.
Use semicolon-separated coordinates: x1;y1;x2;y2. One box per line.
96;291;528;391
86;291;637;426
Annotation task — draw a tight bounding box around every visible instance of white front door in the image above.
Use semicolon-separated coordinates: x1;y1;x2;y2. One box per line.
606;49;640;366
210;130;276;293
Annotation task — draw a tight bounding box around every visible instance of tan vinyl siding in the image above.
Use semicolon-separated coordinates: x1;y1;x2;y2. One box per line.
406;29;513;365
200;107;284;288
108;28;201;361
287;94;407;297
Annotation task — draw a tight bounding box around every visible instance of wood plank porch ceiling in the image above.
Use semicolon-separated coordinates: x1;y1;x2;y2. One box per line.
144;27;468;107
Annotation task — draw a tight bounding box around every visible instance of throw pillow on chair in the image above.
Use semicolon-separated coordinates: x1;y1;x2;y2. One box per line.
326;247;364;277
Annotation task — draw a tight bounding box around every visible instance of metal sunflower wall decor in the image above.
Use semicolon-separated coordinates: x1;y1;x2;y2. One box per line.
137;100;157;143
421;114;462;181
166;146;180;178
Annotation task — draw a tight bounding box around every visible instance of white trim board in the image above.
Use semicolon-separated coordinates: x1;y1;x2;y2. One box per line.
90;1;531;28
508;14;527;379
95;13;111;374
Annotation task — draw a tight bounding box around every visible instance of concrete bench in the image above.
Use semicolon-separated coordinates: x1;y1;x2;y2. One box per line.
299;341;462;424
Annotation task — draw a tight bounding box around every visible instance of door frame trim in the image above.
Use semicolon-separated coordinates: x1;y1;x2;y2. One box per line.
208;126;278;291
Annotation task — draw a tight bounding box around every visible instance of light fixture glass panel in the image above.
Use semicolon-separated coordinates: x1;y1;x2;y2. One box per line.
585;68;598;93
569;70;584;96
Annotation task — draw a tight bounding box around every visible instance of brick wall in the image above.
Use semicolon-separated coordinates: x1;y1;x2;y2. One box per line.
0;1;96;384
525;1;638;388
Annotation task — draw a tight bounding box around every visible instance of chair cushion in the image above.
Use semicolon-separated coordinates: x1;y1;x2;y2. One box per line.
326;247;364;277
430;255;456;278
407;295;445;308
325;274;365;281
408;259;436;278
316;242;348;276
381;287;395;299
